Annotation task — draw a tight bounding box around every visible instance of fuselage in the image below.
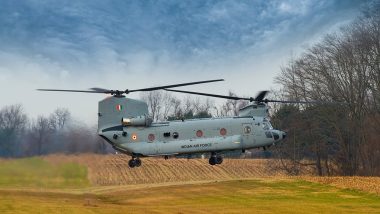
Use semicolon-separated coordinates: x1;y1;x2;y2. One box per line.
99;116;285;157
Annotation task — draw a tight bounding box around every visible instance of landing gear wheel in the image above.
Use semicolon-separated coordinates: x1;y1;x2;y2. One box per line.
209;152;223;165
216;156;223;164
128;159;136;168
209;157;216;165
135;159;141;167
209;152;218;165
129;158;142;168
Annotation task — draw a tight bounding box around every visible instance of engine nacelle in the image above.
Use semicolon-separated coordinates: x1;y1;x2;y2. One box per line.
121;115;153;127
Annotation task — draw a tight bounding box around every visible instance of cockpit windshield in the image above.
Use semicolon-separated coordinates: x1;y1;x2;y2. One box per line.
262;118;273;130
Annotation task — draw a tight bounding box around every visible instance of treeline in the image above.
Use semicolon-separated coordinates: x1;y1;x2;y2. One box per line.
271;4;380;176
140;90;248;121
0;105;109;157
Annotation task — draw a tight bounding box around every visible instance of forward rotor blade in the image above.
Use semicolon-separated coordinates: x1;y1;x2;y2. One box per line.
128;79;224;93
37;89;106;93
263;99;337;104
89;87;112;93
165;89;252;101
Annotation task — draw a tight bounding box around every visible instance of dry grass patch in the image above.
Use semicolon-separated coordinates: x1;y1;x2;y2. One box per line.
300;176;380;195
44;154;284;186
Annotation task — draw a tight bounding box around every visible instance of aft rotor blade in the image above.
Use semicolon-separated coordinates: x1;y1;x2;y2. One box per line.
255;91;269;102
165;88;336;105
128;79;224;93
165;89;252;101
37;89;106;93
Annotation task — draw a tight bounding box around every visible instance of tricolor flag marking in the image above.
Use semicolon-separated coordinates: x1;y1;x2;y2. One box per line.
116;104;122;111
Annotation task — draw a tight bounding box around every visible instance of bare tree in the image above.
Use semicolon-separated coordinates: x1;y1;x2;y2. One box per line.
161;92;174;120
183;96;194;115
0;104;28;157
30;116;51;155
49;108;71;130
274;5;380;176
140;91;162;121
140;91;180;121
171;97;182;118
213;91;249;117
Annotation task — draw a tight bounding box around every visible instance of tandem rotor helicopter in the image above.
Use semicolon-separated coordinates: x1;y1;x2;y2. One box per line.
38;79;319;168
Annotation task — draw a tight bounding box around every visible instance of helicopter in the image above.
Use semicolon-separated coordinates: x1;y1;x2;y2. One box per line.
38;79;318;168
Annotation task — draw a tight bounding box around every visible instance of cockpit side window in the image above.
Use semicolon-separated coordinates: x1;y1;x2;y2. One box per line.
262;118;273;130
265;131;273;138
263;122;273;130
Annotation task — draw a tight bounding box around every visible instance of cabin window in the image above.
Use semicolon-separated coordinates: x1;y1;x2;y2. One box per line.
148;134;155;141
196;130;203;137
173;132;179;139
244;126;251;134
163;132;171;137
220;128;227;136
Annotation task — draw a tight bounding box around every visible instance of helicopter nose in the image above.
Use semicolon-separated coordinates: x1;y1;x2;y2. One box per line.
271;130;286;141
271;131;280;140
282;131;287;140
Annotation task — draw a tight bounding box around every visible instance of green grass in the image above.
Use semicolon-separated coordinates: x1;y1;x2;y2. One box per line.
0;158;379;213
0;179;379;214
0;157;89;188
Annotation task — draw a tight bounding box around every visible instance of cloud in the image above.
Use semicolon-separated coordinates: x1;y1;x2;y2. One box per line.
0;0;366;123
0;0;364;64
277;0;314;15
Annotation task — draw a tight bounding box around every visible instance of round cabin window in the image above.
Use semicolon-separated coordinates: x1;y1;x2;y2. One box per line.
148;134;155;141
196;130;203;137
173;132;179;139
220;128;227;136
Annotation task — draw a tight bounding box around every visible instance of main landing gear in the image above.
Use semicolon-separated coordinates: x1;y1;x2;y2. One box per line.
128;156;141;168
209;152;223;165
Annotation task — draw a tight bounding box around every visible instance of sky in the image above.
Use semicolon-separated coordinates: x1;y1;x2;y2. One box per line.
0;0;366;124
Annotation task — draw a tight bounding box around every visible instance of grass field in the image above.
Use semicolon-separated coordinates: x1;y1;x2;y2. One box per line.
0;157;89;188
0;155;379;214
0;179;379;214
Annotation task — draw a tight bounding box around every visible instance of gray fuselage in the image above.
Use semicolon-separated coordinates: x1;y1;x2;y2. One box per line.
99;116;284;157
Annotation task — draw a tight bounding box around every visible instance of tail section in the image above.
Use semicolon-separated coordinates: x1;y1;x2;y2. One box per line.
98;96;148;132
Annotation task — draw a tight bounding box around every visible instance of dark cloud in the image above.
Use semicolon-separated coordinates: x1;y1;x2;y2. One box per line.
0;0;364;66
0;0;367;122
